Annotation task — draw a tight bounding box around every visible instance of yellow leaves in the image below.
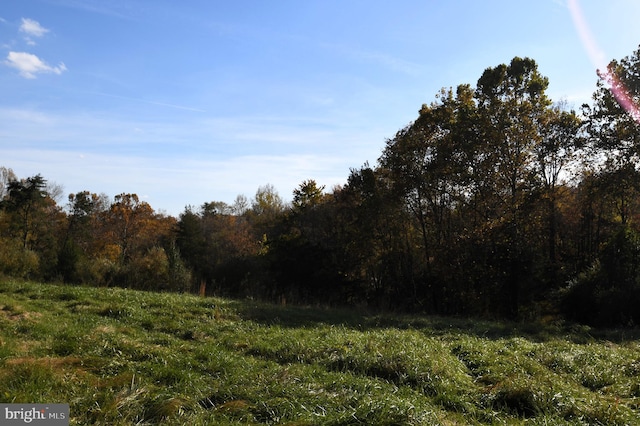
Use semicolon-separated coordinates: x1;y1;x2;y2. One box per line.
100;244;122;263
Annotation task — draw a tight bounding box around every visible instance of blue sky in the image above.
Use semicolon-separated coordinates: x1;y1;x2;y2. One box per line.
1;0;640;216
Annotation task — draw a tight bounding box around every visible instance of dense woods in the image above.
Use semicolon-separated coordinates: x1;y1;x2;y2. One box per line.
3;48;640;326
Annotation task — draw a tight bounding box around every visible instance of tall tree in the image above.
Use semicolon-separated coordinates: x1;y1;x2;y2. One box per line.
473;57;552;318
331;165;418;309
1;174;49;249
57;191;110;282
177;202;259;296
265;179;345;304
249;184;286;245
561;45;640;325
65;191;110;249
103;193;156;263
380;85;475;268
582;45;640;227
534;104;582;281
378;85;478;312
292;180;325;211
0;173;65;279
251;184;285;217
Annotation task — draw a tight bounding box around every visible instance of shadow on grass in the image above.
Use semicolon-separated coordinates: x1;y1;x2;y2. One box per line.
225;298;640;343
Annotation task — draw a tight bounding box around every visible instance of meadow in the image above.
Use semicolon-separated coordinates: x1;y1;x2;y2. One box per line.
0;280;639;425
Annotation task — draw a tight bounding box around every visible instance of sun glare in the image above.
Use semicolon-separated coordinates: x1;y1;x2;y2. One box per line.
568;0;640;121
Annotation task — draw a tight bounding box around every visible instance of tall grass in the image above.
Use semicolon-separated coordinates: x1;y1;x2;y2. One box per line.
0;279;639;425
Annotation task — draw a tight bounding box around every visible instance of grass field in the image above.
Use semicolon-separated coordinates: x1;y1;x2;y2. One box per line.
0;280;639;425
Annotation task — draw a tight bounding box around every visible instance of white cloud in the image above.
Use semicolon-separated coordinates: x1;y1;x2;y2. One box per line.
5;52;67;79
19;18;49;38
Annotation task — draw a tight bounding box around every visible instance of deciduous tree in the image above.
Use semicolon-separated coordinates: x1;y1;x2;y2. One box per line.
472;57;551;317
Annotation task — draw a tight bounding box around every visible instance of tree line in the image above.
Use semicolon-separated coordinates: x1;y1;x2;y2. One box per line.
3;48;640;326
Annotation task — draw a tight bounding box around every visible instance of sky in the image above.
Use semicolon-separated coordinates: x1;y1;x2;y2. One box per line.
1;0;640;216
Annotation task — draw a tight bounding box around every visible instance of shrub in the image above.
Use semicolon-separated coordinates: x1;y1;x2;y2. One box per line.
128;247;170;290
75;256;119;286
165;242;192;293
0;237;40;279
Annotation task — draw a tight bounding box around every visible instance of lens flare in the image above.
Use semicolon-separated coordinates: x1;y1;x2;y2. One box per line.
568;0;640;122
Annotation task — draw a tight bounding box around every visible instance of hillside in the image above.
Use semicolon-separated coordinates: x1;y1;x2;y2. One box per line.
0;280;639;425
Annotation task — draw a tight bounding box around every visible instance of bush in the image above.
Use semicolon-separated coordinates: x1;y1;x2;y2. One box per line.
75;256;119;286
165;242;192;293
128;246;170;290
0;237;40;279
128;245;192;292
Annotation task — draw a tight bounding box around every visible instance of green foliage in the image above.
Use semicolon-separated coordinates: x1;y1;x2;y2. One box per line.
1;174;49;249
164;241;193;292
292;179;325;211
251;183;285;218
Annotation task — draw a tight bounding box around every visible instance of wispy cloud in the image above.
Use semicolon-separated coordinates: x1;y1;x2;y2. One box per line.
5;51;67;79
19;18;49;45
90;92;207;113
320;42;423;76
0;106;383;213
20;18;49;37
48;0;138;20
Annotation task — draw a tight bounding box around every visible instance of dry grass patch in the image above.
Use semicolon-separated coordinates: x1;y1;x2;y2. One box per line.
0;305;42;322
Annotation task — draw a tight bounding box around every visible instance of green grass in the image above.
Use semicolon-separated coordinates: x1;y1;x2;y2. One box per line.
0;280;639;425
